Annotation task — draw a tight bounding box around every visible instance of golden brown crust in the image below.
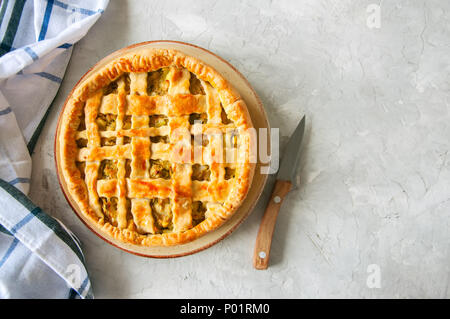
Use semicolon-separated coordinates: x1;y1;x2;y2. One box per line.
60;48;255;246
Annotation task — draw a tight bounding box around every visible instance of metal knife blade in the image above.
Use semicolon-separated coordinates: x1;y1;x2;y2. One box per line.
276;115;306;183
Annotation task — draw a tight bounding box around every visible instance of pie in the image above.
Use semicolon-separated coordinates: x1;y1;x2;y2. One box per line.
59;48;255;246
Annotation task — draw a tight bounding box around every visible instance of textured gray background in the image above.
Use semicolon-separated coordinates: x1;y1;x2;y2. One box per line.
29;0;449;298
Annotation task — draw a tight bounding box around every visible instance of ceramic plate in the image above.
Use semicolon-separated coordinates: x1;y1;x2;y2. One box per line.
55;41;270;258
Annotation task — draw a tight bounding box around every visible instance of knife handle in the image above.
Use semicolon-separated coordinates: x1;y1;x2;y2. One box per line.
253;180;292;270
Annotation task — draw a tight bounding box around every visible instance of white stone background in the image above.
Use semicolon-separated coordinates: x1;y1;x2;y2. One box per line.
29;0;450;298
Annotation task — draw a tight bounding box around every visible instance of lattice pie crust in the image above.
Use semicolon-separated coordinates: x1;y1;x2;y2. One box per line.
59;48;255;246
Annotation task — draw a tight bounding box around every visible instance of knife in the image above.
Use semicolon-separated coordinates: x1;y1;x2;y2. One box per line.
253;115;306;270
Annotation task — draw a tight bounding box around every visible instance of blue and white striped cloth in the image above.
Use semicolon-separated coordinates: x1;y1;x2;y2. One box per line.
0;0;109;299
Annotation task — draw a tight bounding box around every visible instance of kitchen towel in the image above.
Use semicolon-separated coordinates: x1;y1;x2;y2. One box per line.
0;0;109;299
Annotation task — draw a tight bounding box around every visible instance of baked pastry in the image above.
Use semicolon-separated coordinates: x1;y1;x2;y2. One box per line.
59;48;255;246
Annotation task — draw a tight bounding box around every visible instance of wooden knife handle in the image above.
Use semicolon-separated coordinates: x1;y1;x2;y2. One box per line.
253;179;292;270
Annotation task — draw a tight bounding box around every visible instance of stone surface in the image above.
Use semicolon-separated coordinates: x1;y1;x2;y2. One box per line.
29;0;449;298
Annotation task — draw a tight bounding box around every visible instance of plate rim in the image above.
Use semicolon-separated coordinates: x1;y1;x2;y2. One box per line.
54;40;270;258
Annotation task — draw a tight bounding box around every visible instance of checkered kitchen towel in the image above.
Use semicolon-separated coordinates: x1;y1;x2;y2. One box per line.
0;0;109;298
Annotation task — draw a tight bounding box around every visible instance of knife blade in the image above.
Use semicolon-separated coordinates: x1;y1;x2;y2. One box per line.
276;115;306;183
253;115;306;270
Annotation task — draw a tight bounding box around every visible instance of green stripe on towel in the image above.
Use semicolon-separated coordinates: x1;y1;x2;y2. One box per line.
0;224;13;236
0;0;26;57
0;0;10;28
0;179;86;266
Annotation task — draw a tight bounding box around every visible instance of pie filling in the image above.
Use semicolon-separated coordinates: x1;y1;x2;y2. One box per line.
68;52;252;242
192;164;211;181
100;197;118;226
96;113;116;131
99;160;117;179
192;201;206;226
147;68;170;96
149;159;171;179
150;198;172;231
